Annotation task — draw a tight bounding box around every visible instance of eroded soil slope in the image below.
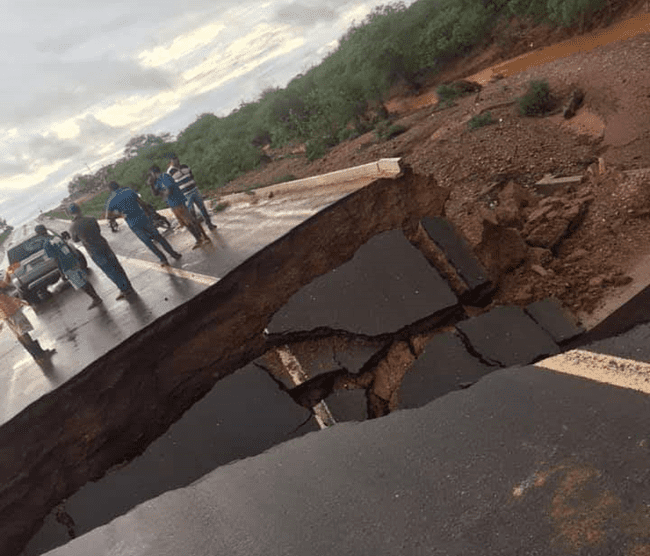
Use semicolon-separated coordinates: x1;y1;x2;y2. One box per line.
221;4;650;322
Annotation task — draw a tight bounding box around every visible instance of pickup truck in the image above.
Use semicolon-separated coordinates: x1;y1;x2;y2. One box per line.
3;225;87;304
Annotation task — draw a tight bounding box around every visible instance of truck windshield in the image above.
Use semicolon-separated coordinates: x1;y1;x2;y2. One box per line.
7;236;48;264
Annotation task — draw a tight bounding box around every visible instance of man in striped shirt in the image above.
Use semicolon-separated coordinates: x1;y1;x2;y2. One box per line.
166;156;217;230
148;166;211;250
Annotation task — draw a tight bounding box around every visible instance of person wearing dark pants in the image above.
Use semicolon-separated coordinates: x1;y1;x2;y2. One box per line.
148;165;211;249
68;203;135;300
105;181;182;267
167;155;217;230
35;225;104;310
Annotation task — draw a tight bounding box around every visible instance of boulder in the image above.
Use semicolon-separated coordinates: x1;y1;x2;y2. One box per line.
475;218;528;280
522;194;591;250
563;88;585;119
495;182;539;227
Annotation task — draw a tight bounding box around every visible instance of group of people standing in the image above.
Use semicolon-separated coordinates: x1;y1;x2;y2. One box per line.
0;155;217;366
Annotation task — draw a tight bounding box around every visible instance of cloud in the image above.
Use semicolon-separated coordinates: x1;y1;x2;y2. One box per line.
275;3;337;26
139;21;227;67
76;114;124;141
0;181;69;227
0;0;418;228
2;59;174;126
35;13;140;54
0;159;31;179
27;134;82;163
182;22;304;82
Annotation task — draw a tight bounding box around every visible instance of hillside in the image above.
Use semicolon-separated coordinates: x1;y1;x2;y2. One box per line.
219;3;650;326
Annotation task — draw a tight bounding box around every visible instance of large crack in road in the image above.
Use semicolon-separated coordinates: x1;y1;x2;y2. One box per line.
1;166;453;556
9;162;589;555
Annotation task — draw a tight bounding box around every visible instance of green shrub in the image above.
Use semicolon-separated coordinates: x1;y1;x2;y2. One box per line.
436;81;480;108
517;79;555;116
336;127;361;142
213;201;230;212
273;174;297;184
0;228;12;247
546;0;605;27
375;121;407;141
468;111;495;130
62;0;607;197
305;135;337;161
436;84;462;106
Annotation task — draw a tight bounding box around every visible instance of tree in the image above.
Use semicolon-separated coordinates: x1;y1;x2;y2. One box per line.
123;133;173;159
546;0;605;28
68;174;92;195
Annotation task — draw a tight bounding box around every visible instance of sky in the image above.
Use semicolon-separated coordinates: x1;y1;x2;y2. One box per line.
0;0;415;227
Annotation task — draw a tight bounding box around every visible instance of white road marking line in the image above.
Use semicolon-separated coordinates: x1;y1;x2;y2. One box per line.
276;345;336;430
118;256;219;286
535;349;650;394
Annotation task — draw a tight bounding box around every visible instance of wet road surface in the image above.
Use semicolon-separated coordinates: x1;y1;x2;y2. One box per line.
0;182;371;424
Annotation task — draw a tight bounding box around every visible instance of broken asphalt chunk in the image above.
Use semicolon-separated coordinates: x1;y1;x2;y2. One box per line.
23;364;317;555
456;305;560;367
524;298;584;345
420;216;493;305
325;388;368;422
267;230;459;336
399;330;498;410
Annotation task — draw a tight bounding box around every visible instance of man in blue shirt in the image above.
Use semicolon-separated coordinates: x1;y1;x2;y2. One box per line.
35;225;104;310
105;181;182;267
148;165;211;250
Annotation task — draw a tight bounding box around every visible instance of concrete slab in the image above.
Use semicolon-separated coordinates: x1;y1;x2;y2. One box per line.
535;173;584;186
267;230;459;336
244;158;404;198
398;330;498;409
524;297;584;345
23;364;316;556
43;365;650;556
420;217;492;305
456;305;559;367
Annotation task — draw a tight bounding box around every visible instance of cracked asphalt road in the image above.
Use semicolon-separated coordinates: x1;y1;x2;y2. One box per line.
0;183;368;425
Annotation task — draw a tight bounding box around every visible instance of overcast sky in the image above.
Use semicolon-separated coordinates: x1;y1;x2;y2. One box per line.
1;0;415;227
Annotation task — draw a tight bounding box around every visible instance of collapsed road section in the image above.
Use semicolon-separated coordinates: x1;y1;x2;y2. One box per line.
1;163;452;556
3;161;587;555
25;221;584;554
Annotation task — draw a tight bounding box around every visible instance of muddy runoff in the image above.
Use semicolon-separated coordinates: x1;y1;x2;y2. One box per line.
0;166;460;556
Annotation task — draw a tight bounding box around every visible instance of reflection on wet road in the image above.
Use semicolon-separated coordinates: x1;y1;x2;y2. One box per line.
0;184;366;425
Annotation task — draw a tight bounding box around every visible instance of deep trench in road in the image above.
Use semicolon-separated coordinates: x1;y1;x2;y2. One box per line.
3;165;589;556
12;15;650;551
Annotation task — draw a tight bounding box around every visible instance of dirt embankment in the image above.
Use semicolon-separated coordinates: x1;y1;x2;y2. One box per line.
224;4;650;321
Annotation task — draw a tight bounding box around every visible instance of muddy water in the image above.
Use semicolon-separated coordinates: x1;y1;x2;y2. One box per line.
470;13;650;84
388;12;650;113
